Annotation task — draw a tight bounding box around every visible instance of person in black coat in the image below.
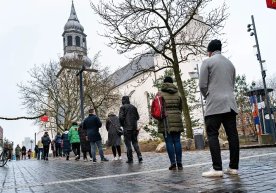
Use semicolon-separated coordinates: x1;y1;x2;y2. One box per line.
106;112;122;160
61;128;71;160
119;96;143;163
41;132;51;161
78;124;92;161
82;108;108;162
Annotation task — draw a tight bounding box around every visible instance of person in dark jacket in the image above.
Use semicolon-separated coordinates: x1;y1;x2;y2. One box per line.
119;96;143;163
79;124;93;161
41;132;51;161
21;145;27;160
157;76;184;170
54;132;62;157
83;109;108;162
106;112;122;161
61;128;71;160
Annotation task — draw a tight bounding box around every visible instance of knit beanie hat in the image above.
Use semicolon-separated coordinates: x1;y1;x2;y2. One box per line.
163;76;173;83
207;39;222;52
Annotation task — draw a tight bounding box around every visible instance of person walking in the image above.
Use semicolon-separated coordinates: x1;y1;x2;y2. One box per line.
199;39;239;177
51;141;56;158
54;132;62;157
15;144;21;161
68;122;81;161
41;132;51;161
37;140;44;160
106;112;122;161
119;96;143;163
78;124;93;162
21;145;27;160
61;128;71;160
83;109;108;163
156;76;184;170
34;145;39;159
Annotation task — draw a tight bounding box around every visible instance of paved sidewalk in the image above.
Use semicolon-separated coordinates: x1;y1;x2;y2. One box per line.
1;147;276;193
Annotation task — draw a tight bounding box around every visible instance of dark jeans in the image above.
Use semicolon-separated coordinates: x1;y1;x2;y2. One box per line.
71;143;80;157
55;143;62;157
124;130;142;161
90;140;105;161
205;110;240;170
112;145;121;157
163;132;182;165
43;145;49;159
37;148;43;160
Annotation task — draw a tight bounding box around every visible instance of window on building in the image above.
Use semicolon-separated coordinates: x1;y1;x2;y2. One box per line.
67;36;72;46
76;36;80;46
83;38;86;47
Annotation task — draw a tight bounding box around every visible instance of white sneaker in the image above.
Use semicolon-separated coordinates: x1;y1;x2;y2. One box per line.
118;156;122;160
113;157;118;161
224;168;238;175
202;168;223;177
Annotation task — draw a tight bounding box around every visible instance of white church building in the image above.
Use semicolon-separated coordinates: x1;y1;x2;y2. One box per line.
38;2;205;142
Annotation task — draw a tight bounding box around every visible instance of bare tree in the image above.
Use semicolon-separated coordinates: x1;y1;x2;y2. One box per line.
18;60;120;132
91;0;228;138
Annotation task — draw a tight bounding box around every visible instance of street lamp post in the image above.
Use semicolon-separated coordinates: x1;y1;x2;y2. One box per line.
76;64;85;120
76;54;98;121
247;15;276;143
58;54;98;122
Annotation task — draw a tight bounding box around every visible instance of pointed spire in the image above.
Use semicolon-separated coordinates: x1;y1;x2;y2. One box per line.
69;0;79;21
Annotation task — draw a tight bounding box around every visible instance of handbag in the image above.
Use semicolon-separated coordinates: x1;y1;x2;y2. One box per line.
109;119;123;136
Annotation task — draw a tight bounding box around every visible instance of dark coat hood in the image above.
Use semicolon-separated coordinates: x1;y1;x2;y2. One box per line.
161;83;178;94
122;96;130;105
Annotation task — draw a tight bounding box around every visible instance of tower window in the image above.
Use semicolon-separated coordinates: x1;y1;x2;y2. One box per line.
67;36;72;46
83;38;86;47
76;36;80;46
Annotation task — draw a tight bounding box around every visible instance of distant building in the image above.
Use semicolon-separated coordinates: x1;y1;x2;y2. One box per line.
22;137;34;151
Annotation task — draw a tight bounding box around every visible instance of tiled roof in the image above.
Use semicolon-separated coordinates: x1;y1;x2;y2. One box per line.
109;55;155;87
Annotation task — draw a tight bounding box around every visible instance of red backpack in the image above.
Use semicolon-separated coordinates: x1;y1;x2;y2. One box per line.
151;93;166;120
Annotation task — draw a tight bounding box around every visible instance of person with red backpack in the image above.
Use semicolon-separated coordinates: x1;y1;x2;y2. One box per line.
153;76;184;170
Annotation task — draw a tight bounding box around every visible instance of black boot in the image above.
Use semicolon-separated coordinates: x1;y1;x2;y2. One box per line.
126;159;133;163
177;163;183;170
169;164;177;170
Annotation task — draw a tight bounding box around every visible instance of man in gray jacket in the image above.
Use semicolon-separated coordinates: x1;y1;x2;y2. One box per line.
199;39;239;177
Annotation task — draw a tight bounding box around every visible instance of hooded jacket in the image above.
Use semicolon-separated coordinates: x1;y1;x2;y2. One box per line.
119;96;140;131
41;134;51;146
68;125;80;144
61;130;71;152
157;83;184;133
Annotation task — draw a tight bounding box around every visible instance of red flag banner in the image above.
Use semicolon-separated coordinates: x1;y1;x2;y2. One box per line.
40;115;49;122
267;0;276;9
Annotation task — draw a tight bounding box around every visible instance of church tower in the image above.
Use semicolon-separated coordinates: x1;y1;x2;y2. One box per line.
61;1;91;68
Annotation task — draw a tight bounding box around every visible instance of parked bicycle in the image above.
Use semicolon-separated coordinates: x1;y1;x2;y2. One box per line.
0;146;8;167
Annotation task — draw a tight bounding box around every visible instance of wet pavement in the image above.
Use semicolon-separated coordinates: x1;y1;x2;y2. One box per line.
1;147;276;193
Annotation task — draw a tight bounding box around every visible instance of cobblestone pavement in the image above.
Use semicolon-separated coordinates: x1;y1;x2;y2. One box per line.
1;147;276;193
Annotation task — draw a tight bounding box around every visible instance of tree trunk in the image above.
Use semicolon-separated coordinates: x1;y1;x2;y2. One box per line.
173;63;193;139
170;38;193;138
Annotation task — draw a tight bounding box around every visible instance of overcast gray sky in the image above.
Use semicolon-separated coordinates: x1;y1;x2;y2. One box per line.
0;0;275;146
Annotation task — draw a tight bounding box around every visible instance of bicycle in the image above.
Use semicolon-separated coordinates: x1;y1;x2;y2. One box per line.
0;147;9;167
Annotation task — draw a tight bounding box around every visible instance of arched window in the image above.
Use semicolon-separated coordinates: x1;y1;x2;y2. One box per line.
83;38;86;47
76;36;80;46
67;36;72;46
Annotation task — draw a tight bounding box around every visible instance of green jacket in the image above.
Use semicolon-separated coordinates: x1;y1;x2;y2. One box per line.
68;125;80;143
157;83;184;133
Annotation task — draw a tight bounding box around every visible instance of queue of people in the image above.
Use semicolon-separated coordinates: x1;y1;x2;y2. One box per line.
11;40;240;178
